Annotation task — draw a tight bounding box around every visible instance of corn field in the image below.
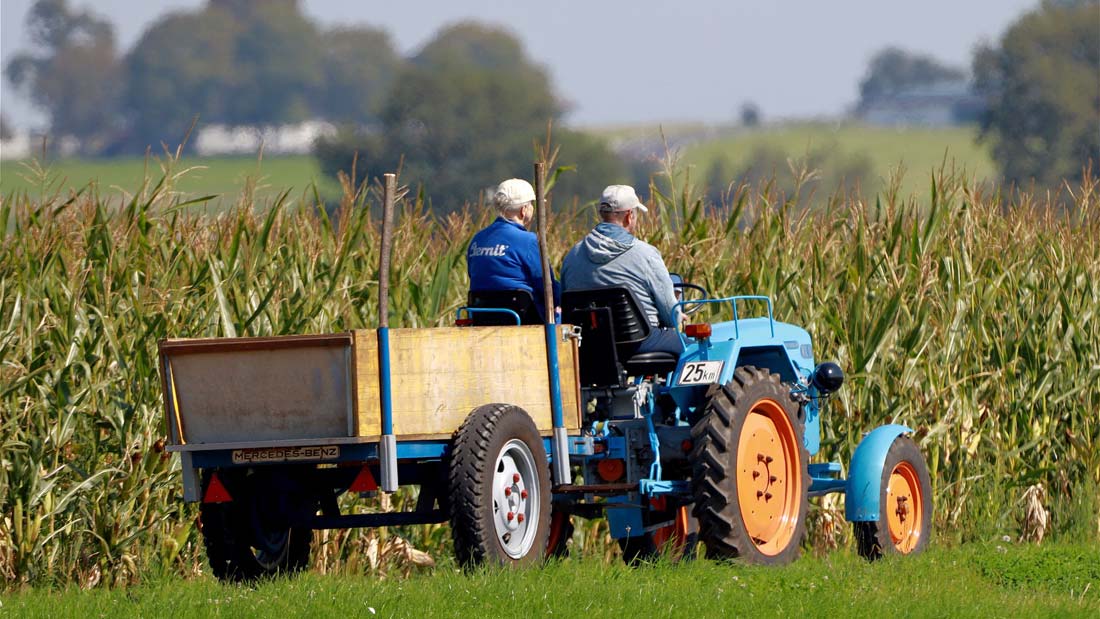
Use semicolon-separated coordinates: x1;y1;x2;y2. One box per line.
1;158;1098;588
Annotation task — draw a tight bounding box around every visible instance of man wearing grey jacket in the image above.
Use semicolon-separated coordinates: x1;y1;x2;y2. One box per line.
561;185;683;355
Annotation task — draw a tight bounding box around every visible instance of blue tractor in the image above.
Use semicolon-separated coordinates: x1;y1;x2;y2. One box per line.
525;282;934;564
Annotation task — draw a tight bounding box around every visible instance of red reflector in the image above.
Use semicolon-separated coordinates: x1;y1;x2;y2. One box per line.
349;465;378;493
684;323;712;339
203;472;232;504
455;318;474;327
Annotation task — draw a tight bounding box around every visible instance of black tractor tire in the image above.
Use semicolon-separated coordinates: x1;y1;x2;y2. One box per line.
199;475;312;582
854;436;933;560
691;366;810;565
449;403;552;568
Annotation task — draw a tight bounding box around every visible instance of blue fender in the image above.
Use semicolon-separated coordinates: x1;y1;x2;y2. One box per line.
845;424;912;522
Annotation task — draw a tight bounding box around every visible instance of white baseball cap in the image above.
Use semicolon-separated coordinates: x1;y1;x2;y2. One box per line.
598;185;648;213
493;178;536;209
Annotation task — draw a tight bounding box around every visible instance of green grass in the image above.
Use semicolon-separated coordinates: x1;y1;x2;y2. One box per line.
0;155;338;202
683;122;996;197
3;544;1096;618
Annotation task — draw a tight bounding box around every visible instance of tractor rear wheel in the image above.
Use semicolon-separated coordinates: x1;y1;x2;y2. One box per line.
617;505;697;564
854;436;932;559
449;404;552;567
199;475;312;582
691;366;809;565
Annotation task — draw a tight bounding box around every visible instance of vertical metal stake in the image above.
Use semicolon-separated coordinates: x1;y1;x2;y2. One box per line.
378;173;399;493
534;162;572;486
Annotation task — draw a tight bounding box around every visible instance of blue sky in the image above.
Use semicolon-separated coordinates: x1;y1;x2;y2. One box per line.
1;0;1038;130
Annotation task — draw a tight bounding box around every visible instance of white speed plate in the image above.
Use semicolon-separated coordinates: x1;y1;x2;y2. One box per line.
678;360;724;385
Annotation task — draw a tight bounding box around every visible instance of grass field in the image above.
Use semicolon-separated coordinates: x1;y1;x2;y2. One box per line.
3;544;1096;618
0;154;339;202
0;124;994;203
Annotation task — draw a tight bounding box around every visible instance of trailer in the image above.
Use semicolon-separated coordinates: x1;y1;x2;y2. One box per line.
160;169;932;581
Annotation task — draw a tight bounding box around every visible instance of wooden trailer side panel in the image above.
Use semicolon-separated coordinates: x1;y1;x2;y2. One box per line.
160;334;355;445
354;326;582;439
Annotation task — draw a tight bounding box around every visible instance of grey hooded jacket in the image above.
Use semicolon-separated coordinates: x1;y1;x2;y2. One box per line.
560;222;679;328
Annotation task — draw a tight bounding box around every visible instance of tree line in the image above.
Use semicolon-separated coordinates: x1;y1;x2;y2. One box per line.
4;0;1097;208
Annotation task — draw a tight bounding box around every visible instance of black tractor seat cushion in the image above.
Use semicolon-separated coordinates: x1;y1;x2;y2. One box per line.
623;351;680;378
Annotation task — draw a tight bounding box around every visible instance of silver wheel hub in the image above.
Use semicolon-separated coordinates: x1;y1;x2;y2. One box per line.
492;439;540;559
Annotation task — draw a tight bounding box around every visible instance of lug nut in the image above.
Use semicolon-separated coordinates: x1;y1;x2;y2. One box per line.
757;491;764;498
765;492;773;501
513;473;521;483
752;471;760;479
517;513;525;523
507;512;514;521
520;490;528;499
765;456;774;464
504;487;512;497
769;475;777;483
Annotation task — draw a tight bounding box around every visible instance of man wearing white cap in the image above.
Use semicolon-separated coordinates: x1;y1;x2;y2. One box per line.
467;178;560;321
561;185;683;355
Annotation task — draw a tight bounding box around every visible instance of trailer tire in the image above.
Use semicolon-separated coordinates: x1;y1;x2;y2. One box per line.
199;478;312;582
449;404;552;568
691;366;809;565
854;436;932;560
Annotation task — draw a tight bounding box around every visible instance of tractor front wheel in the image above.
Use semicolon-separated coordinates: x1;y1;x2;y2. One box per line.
449;404;552;567
691;366;809;565
854;436;932;559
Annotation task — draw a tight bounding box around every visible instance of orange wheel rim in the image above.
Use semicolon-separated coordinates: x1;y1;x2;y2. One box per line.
735;398;802;556
885;461;923;553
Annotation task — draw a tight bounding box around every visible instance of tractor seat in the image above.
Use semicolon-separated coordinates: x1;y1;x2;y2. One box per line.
624;351;680;378
562;286;680;386
467;289;542;325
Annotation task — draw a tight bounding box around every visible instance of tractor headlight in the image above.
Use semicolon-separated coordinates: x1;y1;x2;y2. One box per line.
811;362;844;395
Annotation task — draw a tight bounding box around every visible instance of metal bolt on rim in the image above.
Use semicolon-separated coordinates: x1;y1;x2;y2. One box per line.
492;439;540;559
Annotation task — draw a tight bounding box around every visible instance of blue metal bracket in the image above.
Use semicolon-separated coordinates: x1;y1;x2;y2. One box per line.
808;461;846;496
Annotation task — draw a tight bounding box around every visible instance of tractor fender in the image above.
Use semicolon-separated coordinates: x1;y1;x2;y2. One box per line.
845;424;912;522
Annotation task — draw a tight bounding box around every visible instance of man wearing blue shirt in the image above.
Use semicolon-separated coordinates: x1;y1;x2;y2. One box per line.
467;178;560;322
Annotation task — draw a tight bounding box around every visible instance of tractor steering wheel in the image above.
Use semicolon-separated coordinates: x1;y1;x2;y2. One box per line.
671;274;709;315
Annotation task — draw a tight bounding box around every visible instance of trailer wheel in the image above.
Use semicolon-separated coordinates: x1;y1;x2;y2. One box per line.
449;404;552;567
618;506;697;564
854;436;932;560
691;366;809;565
199;475;312;582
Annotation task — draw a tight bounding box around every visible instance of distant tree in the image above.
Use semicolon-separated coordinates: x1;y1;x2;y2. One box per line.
124;9;237;151
316;22;620;213
315;27;401;124
3;0;122;151
857;47;966;111
124;0;325;151
739;102;761;127
973;0;1100;187
0;114;12;141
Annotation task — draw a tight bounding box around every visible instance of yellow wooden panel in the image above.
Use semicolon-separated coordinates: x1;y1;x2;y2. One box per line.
355;326;581;439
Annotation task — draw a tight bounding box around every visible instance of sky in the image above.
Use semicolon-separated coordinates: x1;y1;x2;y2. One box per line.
0;0;1039;131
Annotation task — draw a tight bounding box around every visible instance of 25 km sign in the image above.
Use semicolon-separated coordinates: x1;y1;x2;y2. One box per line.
678;361;723;385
